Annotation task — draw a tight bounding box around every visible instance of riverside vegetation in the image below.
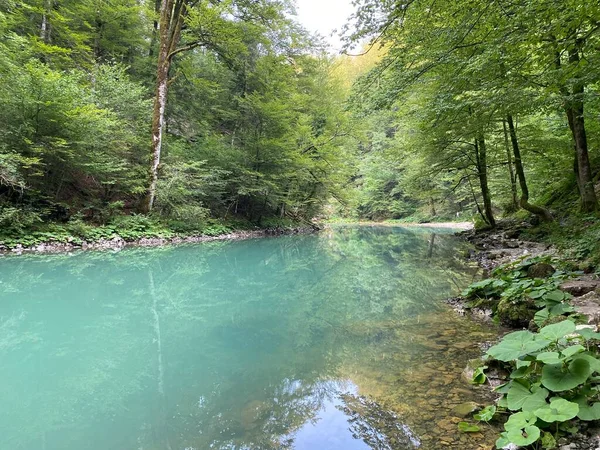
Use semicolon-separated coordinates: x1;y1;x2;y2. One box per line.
456;247;600;448
1;0;600;249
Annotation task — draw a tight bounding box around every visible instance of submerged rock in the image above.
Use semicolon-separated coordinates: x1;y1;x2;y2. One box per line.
451;402;480;417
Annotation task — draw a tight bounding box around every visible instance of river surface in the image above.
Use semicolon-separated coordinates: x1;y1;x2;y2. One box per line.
0;225;501;449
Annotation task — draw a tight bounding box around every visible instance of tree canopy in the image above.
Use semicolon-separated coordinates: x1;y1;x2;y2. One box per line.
0;0;599;240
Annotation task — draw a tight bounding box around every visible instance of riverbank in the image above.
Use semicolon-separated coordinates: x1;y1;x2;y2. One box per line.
0;218;474;256
325;219;474;230
0;221;318;255
453;219;600;449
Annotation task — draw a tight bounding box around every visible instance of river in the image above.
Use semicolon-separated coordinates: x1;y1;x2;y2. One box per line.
0;225;501;449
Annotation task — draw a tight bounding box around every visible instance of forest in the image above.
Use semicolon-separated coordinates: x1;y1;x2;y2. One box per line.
0;0;599;246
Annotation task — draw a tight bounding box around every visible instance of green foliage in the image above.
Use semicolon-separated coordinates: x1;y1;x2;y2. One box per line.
462;256;577;326
483;320;600;448
457;421;480;433
0;206;43;234
473;405;496;422
471;365;488;384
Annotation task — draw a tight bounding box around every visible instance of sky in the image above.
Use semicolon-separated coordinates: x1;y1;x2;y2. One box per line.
294;0;357;52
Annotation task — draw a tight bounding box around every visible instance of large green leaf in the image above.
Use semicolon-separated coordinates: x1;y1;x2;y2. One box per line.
561;345;585;359
576;329;600;340
506;425;540;446
541;358;592;392
496;433;511;449
574;396;600;421
576;354;600;373
487;330;551;362
504;412;541;446
542;290;567;302
539;320;576;341
534;398;579;422
504;410;537;428
507;382;549;411
537;351;562;364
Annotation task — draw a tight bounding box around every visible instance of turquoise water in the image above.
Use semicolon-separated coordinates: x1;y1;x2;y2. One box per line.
0;226;500;449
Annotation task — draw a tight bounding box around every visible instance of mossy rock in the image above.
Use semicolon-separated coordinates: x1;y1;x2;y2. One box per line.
526;262;555;279
496;298;537;327
467;296;499;310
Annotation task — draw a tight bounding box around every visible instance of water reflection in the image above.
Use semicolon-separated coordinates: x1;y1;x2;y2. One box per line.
0;226;497;449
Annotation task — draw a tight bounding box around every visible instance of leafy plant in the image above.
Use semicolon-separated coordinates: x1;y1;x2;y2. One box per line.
461;256;577;326
480;319;600;448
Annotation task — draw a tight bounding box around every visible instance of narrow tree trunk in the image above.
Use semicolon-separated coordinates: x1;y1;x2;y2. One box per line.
40;0;51;43
567;77;597;212
429;197;436;217
475;135;496;228
149;0;161;57
555;43;598;212
143;0;185;213
506;115;553;221
502;119;519;210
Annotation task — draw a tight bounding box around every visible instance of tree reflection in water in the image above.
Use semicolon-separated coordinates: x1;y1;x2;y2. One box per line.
0;226;499;450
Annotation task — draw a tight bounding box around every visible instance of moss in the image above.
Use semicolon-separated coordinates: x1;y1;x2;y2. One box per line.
496;298;537;327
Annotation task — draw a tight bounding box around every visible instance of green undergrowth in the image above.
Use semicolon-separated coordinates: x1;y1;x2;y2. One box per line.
0;214;303;249
466;319;600;449
521;214;600;270
462;256;581;327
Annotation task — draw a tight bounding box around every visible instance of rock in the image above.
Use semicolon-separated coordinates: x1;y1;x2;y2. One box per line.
504;229;521;239
497;298;537;327
571;291;600;325
451;402;480;417
527;262;555;278
503;240;520;249
561;279;600;297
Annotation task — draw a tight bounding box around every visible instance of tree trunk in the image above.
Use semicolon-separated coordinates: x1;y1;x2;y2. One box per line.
40;0;51;43
149;0;161;57
502;119;519;211
555;43;598;212
475;135;496;228
506;115;553;221
566;71;597;211
142;0;186;213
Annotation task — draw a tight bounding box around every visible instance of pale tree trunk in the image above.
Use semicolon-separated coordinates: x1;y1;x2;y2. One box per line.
142;0;186;213
506;115;553;221
502;119;519;211
40;0;51;43
475;134;496;228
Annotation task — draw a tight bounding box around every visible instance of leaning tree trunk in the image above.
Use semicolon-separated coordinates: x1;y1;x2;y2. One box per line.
506;115;553;221
502;119;519;211
475;134;496;228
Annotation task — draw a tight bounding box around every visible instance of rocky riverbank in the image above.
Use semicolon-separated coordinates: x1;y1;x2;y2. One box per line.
455;220;600;325
0;225;318;256
453;220;600;450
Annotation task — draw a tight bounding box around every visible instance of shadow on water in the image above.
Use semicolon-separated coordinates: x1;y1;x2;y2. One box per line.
0;225;499;449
